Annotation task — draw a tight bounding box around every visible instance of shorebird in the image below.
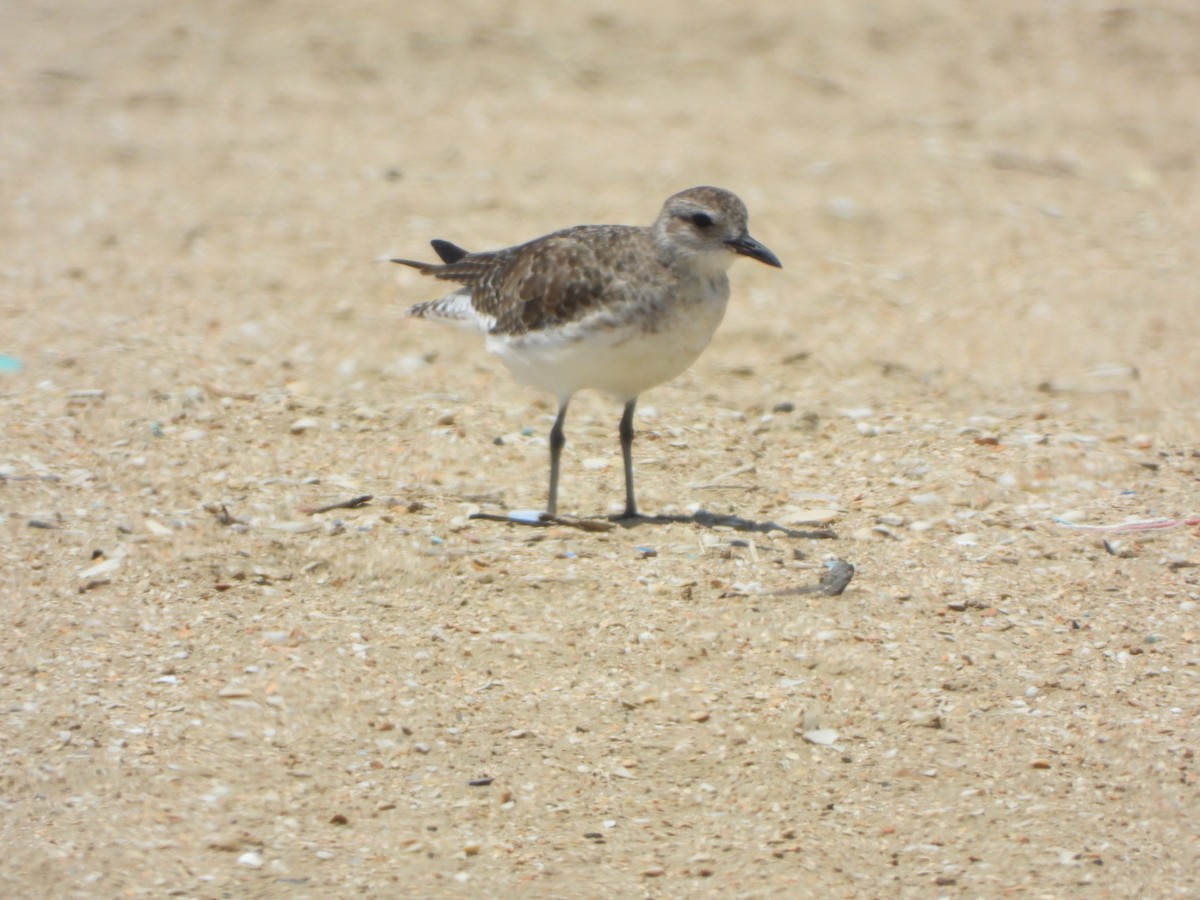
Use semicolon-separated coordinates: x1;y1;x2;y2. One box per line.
394;186;781;518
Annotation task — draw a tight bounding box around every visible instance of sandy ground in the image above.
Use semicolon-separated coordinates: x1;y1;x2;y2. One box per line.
3;1;1200;897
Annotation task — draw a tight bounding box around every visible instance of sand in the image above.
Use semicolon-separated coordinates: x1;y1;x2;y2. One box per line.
2;1;1199;896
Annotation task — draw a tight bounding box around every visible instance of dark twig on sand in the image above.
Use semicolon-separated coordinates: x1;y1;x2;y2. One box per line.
305;494;374;516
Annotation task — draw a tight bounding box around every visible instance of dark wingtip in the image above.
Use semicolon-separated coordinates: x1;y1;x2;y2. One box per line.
392;240;470;271
431;239;470;264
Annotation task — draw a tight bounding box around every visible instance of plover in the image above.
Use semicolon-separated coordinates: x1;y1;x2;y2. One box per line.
394;186;781;518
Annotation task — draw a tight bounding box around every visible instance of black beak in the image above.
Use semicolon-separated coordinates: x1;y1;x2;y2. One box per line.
728;234;782;268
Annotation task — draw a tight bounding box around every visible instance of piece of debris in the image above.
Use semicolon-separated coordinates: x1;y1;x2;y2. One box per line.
1057;515;1200;533
771;559;855;597
1101;539;1136;558
205;503;246;527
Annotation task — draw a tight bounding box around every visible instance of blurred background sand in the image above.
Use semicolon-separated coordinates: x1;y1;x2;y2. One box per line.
5;1;1197;438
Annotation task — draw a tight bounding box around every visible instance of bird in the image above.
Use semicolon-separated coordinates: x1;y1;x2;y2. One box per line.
393;186;781;518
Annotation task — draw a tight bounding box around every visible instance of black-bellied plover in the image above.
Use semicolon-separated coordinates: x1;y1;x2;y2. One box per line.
394;186;781;518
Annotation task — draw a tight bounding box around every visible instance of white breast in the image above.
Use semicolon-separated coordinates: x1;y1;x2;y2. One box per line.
489;272;730;402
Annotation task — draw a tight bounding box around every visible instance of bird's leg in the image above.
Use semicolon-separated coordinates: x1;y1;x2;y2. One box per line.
547;399;570;515
619;399;638;519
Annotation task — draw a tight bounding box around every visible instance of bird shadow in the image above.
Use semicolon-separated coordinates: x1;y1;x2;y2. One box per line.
617;509;836;540
469;508;836;540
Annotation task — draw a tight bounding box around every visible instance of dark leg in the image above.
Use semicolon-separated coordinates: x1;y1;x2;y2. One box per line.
619;399;638;519
547;399;570;515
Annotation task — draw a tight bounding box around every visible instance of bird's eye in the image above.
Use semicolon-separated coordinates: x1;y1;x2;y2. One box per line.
690;212;714;229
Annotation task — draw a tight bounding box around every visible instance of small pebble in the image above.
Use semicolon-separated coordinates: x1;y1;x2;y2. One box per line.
821;195;861;222
781;507;839;526
269;521;320;533
78;558;120;580
803;729;839;745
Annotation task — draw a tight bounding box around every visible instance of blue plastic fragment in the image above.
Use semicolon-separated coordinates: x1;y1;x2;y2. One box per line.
0;355;22;373
508;510;544;524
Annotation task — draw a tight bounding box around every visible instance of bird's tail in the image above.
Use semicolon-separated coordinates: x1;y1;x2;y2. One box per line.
391;239;471;272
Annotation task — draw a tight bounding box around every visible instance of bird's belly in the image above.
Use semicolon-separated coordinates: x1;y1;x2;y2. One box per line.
490;291;728;402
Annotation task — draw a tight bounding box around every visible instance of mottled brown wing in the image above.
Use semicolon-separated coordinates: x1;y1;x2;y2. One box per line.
406;225;657;336
485;228;642;335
